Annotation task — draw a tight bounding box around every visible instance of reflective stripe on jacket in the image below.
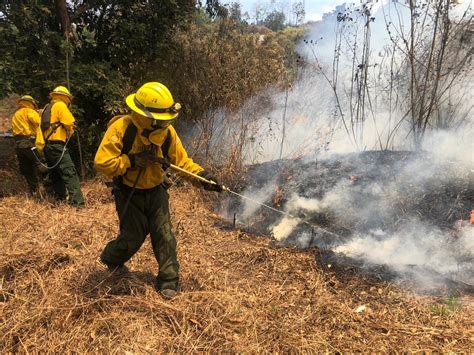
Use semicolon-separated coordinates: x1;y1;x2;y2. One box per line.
94;114;204;189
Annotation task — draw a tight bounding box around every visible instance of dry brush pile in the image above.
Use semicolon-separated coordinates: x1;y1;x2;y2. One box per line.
1;180;473;352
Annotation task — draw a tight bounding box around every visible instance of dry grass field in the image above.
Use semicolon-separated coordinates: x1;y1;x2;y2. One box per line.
1;176;473;352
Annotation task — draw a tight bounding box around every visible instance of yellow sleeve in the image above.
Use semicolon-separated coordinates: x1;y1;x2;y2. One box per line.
167;126;204;178
28;109;40;133
35;132;45;151
57;102;75;135
94;119;132;178
28;109;44;150
28;109;40;125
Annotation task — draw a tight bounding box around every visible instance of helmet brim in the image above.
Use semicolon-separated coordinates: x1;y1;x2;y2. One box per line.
17;98;38;109
126;94;178;121
49;92;72;100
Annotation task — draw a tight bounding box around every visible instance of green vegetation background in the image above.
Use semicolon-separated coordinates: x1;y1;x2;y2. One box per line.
0;1;303;174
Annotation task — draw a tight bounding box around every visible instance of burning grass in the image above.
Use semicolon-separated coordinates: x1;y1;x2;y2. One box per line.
1;181;473;351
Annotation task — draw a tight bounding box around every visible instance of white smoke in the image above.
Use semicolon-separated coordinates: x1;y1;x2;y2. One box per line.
243;74;339;162
261;154;474;285
228;1;473;290
240;179;278;220
422;127;474;169
271;216;301;241
240;0;473;163
335;224;473;278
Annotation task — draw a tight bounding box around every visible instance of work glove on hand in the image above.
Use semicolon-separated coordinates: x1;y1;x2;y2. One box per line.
198;170;224;192
128;151;153;169
128;152;170;170
156;156;170;170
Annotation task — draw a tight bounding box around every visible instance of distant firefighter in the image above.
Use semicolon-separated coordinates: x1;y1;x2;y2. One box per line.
39;86;84;207
11;95;43;195
94;82;224;299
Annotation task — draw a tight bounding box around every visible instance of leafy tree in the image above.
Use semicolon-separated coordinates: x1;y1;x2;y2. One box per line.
0;0;196;173
263;10;286;31
203;0;228;19
71;0;195;77
229;2;242;22
0;1;64;99
165;19;295;167
0;0;301;175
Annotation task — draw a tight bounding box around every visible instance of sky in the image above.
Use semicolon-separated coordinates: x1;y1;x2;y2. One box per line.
225;0;348;22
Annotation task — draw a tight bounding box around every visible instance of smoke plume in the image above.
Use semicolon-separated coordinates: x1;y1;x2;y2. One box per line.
224;1;473;291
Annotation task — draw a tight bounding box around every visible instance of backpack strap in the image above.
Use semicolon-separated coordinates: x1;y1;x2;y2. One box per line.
121;120;137;156
113;118;137;187
161;129;172;158
41;103;64;142
40;104;52;133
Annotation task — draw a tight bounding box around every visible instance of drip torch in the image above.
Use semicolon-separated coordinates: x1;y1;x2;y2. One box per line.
169;163;342;239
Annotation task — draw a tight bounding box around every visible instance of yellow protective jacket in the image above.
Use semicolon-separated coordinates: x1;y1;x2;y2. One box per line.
41;97;75;143
11;106;41;137
94;114;204;189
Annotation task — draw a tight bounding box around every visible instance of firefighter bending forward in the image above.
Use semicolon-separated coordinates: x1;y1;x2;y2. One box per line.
94;82;223;299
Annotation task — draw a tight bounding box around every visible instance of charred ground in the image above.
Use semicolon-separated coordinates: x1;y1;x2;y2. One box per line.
237;151;473;234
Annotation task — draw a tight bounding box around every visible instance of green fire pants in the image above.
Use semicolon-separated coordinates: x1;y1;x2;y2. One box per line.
101;184;179;291
14;136;40;194
43;142;84;206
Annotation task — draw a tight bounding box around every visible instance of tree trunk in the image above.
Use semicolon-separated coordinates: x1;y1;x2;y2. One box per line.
55;0;71;38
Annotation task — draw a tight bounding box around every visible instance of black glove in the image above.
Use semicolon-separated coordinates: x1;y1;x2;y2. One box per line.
198;170;224;192
156;156;170;170
146;155;171;170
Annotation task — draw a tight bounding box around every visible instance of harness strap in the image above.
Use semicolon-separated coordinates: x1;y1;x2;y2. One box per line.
41;103;64;142
121;120;137;156
162;129;172;158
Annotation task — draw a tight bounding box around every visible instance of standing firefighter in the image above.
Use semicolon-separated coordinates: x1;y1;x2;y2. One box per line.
11;95;42;194
94;82;223;299
40;86;84;207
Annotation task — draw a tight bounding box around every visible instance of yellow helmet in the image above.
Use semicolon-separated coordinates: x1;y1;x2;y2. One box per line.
126;82;181;121
49;85;72;100
17;95;38;108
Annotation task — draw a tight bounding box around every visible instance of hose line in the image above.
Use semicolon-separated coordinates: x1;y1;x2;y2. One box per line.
30;133;72;170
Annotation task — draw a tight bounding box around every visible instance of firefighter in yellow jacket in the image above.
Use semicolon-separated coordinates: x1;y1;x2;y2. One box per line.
94;82;223;299
11;95;42;194
41;86;84;206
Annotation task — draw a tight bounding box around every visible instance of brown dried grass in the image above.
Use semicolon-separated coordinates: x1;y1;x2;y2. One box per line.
0;96;16;133
1;181;473;352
